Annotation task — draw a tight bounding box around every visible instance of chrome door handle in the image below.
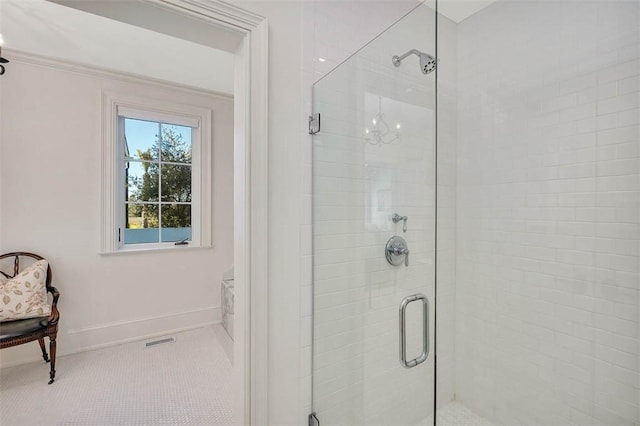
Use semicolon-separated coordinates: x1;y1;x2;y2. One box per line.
399;293;429;368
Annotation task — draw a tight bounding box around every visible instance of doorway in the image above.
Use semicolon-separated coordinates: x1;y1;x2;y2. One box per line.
0;1;267;424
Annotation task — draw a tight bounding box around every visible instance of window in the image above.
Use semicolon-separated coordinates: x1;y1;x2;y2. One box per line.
102;93;212;252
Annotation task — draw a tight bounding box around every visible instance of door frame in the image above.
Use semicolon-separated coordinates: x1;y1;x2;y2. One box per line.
152;1;269;424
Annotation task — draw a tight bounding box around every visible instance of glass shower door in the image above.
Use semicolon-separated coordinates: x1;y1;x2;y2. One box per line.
311;4;437;425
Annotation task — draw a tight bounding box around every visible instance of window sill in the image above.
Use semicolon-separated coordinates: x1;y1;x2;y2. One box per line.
99;244;213;256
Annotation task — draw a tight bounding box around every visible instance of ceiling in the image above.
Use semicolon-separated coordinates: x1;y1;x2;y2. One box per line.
4;0;235;93
438;0;499;23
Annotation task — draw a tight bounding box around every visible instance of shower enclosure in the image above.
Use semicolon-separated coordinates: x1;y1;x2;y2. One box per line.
311;1;639;425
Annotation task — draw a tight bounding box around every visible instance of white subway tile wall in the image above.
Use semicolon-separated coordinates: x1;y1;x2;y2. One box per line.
456;1;639;425
302;0;638;424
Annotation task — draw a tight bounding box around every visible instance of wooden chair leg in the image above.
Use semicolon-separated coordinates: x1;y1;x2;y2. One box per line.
48;336;57;384
38;338;50;363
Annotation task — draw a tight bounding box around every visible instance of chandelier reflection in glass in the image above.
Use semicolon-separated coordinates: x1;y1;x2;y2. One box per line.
365;95;401;146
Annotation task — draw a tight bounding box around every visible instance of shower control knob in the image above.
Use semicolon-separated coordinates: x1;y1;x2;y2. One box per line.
394;247;410;266
385;236;410;267
392;213;408;232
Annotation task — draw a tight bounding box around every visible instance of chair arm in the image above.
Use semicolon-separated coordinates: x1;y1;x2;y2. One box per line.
48;286;60;305
48;286;60;324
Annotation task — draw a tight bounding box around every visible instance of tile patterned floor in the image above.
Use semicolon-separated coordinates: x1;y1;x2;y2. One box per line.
436;401;496;426
0;326;233;426
1;325;494;426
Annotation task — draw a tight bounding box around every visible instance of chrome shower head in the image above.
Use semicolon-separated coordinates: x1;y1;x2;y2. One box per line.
392;49;436;75
419;52;437;74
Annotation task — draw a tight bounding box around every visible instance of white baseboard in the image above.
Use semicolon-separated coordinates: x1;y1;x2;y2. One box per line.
0;306;221;368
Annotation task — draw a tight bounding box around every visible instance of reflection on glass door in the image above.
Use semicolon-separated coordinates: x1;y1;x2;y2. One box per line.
311;4;437;425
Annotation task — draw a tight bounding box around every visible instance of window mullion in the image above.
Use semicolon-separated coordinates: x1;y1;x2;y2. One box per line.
158;122;163;243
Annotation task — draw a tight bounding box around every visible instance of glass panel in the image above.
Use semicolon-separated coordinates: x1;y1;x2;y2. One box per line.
126;161;159;202
160;204;191;242
161;164;192;202
312;3;436;425
160;124;192;164
123;118;159;161
124;203;159;244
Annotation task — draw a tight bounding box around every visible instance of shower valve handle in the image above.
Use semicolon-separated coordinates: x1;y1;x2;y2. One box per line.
385;236;410;267
392;213;408;232
393;247;410;266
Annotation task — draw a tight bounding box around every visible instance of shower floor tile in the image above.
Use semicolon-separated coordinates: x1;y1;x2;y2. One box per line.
435;401;497;426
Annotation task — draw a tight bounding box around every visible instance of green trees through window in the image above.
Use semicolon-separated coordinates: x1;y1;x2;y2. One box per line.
125;119;193;242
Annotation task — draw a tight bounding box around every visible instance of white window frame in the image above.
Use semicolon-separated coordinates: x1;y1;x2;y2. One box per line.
101;92;213;253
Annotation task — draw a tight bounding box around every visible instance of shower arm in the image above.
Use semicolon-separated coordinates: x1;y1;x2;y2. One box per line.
392;49;421;67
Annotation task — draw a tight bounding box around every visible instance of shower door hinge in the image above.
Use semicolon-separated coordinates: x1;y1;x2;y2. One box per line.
309;113;321;135
308;412;320;426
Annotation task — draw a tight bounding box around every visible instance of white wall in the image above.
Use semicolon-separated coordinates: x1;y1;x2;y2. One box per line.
0;0;235;94
226;2;304;424
0;58;234;366
456;1;639;424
